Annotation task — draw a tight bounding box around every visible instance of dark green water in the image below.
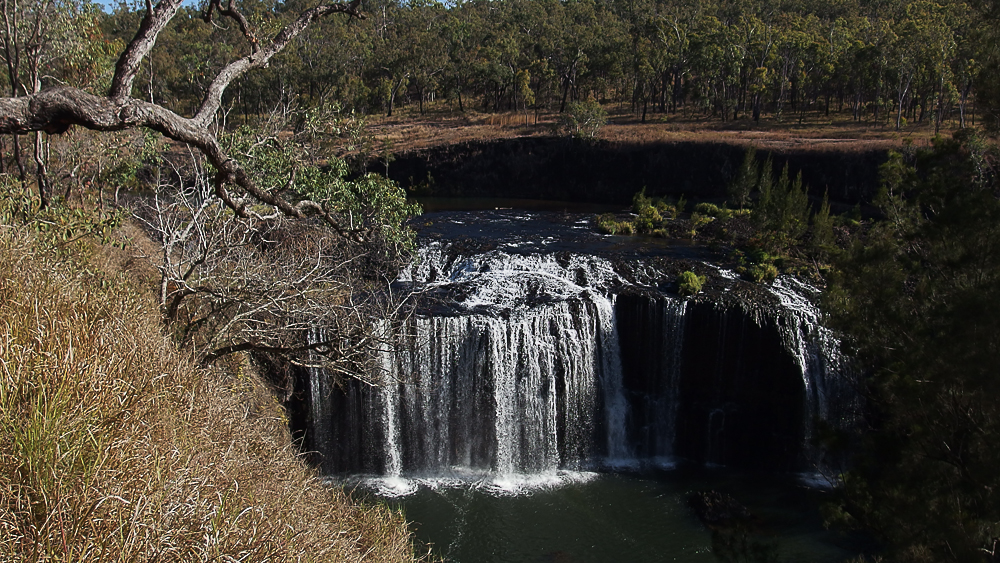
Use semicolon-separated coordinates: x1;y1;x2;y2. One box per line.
413;196;625;214
358;469;865;563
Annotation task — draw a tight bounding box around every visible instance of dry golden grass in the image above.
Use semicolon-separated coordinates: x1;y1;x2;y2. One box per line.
367;101;960;155
0;224;417;562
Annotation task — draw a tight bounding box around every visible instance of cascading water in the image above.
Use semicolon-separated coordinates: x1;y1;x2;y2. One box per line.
363;246;634;490
304;211;856;492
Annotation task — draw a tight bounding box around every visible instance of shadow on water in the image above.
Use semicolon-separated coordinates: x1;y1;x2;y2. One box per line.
350;466;869;563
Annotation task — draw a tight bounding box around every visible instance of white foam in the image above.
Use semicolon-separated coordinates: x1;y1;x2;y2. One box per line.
341;470;601;498
797;471;841;490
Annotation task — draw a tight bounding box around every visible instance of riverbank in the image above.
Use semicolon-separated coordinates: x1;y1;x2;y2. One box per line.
367;105;945;155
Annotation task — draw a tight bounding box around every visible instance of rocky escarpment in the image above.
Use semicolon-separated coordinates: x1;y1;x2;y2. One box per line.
383;137;888;205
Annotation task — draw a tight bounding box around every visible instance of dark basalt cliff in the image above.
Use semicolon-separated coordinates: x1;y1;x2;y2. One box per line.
385;137;888;205
616;294;807;471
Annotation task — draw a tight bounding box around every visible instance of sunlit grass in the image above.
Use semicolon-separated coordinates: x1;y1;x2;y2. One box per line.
0;224;417;562
367;102;959;155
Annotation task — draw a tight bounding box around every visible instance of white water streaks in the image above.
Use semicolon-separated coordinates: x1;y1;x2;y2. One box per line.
342;469;602;498
307;327;332;473
384;245;637;475
316;240;852;492
398;242;625;314
769;275;849;424
380;299;615;474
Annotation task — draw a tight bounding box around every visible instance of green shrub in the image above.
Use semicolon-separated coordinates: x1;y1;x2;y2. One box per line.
728;145;757;208
632;187;652;214
688;212;715;237
0;175;124;250
733;247;781;284
752;160;811;249
559;100;607;139
596;213;635;235
657;200;682;220
810;189;835;258
748;262;779;283
635;205;663;232
678;270;706;296
694;202;732;220
631;188;685;232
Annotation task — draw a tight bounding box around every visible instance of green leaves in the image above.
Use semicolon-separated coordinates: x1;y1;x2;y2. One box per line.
750;157;811;250
0;175;124;249
727;145;757;209
677;270;706;296
558;99;607;138
825;132;1000;561
220;126;420;252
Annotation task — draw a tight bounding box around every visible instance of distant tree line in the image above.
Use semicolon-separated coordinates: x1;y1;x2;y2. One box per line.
77;0;989;130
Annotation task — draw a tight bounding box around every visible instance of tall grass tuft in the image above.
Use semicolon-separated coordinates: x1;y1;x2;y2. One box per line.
0;223;417;561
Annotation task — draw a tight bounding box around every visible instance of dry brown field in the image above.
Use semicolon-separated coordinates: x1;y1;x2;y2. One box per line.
367;102;962;155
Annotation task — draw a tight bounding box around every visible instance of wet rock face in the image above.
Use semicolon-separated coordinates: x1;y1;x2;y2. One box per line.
674;302;805;471
616;295;806;471
385;137;887;205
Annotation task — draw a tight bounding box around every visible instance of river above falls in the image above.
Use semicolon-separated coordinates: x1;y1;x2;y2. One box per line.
409;205;717;261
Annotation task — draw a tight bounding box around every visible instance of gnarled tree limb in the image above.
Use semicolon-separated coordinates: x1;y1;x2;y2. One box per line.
0;0;366;237
109;0;185;101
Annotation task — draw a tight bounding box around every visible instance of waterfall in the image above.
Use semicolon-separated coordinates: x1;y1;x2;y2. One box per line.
380;346;402;477
307;241;855;486
769;276;855;435
380;292;619;476
307;327;332;473
596;295;632;466
654;298;687;461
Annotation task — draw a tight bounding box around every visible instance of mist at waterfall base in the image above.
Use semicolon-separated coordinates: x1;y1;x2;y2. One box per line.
301;208;862;562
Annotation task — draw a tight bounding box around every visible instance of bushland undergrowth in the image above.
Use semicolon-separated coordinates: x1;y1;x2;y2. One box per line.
0;210;417;560
595;144;855;285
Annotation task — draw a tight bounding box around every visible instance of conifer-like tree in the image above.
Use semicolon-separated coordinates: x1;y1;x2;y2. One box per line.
727;144;757;208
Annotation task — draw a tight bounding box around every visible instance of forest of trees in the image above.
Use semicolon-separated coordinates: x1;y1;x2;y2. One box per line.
0;0;983;129
84;0;989;129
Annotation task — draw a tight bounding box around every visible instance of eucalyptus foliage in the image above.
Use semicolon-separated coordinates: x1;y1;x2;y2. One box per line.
825;131;1000;562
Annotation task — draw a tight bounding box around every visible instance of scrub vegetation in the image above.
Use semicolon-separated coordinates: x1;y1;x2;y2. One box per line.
822;130;1000;563
0;207;417;560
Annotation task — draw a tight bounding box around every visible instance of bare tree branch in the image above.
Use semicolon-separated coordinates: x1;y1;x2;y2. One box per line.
193;1;364;128
109;0;184;100
202;0;259;53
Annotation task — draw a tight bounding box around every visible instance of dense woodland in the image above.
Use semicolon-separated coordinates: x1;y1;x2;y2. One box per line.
3;0;989;128
161;0;995;129
1;0;1000;562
